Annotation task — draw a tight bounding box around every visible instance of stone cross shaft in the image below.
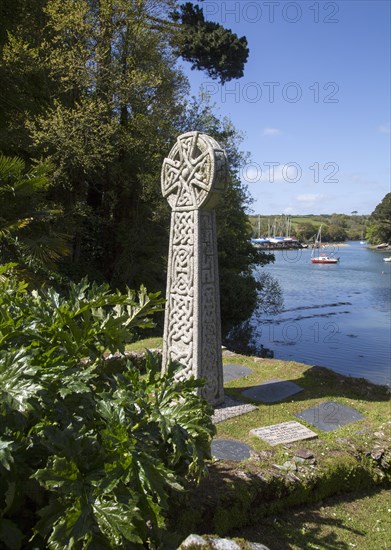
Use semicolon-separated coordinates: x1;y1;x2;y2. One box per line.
161;131;228;405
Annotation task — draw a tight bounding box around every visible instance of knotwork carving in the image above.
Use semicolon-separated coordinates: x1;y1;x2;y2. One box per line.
161;132;227;211
166;211;195;381
162;132;228;406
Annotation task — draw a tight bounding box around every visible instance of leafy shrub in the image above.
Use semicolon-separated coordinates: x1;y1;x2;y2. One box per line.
0;265;215;549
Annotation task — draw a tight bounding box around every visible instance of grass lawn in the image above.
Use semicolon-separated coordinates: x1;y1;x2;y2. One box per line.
217;355;389;454
126;336;163;351
125;339;390;543
232;487;391;550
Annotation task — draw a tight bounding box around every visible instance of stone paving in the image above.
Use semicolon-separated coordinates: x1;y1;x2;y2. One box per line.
241;379;304;403
212;395;257;424
296;401;365;431
211;439;253;461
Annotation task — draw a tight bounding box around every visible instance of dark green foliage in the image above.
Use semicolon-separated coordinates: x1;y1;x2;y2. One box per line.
1;0;190;291
366;193;391;244
173;3;249;83
0;265;215;549
293;221;318;241
320;224;347;242
0;155;69;281
0;1;261;334
0;0;51;157
370;192;391;222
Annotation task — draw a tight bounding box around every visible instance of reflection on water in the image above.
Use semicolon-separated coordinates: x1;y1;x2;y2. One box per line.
252;242;391;386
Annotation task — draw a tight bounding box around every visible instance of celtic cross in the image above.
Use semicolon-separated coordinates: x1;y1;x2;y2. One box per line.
161;132;228;405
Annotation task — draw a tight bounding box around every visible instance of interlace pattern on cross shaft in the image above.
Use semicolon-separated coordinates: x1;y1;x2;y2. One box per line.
167;211;194;379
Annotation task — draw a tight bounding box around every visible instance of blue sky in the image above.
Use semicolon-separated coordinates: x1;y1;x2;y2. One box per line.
180;0;390;215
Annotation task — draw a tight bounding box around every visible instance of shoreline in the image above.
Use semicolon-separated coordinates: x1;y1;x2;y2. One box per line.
222;348;391;389
252;240;391;251
125;339;391;390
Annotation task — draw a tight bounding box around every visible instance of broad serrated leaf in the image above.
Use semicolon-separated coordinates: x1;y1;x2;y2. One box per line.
93;497;144;545
46;499;94;549
34;457;80;492
0;350;41;411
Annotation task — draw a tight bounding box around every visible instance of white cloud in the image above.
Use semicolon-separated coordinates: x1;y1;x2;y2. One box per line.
377;125;390;134
296;194;325;204
262;127;281;136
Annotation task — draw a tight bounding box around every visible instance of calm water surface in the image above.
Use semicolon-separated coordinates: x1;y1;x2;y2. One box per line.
252;241;391;386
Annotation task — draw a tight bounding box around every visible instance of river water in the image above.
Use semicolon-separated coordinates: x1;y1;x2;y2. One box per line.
252;241;391;386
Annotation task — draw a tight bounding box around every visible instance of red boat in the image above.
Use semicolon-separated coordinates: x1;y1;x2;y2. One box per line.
311;225;340;264
311;255;339;264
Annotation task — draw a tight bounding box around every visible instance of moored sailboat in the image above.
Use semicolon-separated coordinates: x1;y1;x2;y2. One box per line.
311;225;339;264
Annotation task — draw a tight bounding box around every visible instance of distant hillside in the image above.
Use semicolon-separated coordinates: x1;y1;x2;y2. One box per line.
248;214;369;242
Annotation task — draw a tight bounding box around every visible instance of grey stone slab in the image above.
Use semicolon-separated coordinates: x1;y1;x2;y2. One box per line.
251;421;318;446
211;439;253;461
296;401;365;432
241;379;304;403
212;395;257;424
223;363;253;383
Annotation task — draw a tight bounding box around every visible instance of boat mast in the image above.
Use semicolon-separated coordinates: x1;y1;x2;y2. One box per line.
311;225;322;258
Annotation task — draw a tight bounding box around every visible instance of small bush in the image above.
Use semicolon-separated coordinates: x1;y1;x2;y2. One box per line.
0;265;215;549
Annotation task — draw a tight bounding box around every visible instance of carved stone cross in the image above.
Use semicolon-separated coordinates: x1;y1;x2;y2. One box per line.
161;131;228;405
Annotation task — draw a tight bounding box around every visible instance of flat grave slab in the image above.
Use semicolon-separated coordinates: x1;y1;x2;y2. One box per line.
212;395;257;424
211;439;253;461
251;421;318;446
223;363;253;383
296;401;365;432
241;379;304;403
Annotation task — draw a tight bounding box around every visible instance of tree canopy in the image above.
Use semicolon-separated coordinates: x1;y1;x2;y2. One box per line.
0;155;69;282
172;2;249;83
366;193;391;245
0;0;270;337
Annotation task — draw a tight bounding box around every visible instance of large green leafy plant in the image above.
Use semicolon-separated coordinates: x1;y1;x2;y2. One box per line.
0;265;215;549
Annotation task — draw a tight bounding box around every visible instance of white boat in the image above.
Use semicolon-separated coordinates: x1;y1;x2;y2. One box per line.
383;257;391;262
311;225;339;264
